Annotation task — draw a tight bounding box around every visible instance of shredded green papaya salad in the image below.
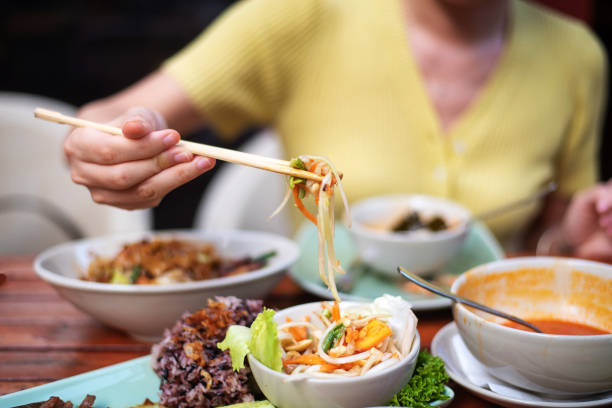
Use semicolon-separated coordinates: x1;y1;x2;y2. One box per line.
269;156;350;301
218;295;418;378
217;299;449;407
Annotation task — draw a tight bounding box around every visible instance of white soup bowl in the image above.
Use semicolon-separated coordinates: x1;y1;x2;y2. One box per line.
452;257;612;395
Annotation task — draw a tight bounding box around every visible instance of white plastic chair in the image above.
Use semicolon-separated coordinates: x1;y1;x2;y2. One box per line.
194;129;291;236
0;92;151;254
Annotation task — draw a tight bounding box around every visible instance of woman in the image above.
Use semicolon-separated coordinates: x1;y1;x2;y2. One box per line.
64;0;612;259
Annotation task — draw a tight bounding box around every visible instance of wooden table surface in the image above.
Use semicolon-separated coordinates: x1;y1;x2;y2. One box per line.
0;255;494;407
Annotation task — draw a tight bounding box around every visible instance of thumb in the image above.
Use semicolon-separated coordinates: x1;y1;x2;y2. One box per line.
594;180;612;214
563;186;600;246
112;106;167;140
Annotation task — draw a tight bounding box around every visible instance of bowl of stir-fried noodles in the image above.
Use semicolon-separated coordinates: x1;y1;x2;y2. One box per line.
247;296;420;408
34;229;299;341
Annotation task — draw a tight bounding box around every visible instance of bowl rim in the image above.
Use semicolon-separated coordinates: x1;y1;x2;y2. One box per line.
349;194;471;243
451;256;612;340
248;300;421;383
33;229;300;294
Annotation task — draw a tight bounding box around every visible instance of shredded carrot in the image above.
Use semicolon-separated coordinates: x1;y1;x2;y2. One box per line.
345;327;357;344
332;301;341;322
320;362;354;373
135;275;151;284
291;327;308;341
283;354;327;366
355;319;392;351
292;186;317;225
283;354;353;372
285;317;308;341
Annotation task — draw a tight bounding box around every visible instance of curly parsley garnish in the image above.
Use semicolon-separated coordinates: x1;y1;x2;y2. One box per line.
388;350;449;407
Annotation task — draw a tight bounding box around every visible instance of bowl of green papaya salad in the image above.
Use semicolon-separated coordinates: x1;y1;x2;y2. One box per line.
205;295;452;408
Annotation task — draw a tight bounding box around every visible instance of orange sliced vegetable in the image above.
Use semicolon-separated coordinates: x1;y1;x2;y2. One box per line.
292;186;317;225
135;275;151;284
332;301;340;322
345;327;357;344
283;354;327;366
355;319;392;351
283;354;353;372
319;362;354;373
285;317;308;341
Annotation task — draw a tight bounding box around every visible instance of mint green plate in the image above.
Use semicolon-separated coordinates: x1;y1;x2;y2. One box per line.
290;222;504;310
0;356;160;408
0;354;454;408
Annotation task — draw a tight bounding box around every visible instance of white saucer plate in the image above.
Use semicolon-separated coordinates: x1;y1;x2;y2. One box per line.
431;323;612;408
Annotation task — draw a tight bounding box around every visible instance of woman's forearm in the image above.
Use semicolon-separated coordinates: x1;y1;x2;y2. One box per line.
78;70;205;136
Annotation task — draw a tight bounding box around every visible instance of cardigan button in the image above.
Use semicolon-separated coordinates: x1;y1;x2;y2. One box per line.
453;140;466;155
433;166;447;182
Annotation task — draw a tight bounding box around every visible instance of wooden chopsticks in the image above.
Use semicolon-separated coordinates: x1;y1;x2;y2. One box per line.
34;108;323;182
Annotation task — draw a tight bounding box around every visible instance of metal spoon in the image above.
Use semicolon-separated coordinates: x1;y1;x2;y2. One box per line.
397;266;543;333
339;182;558;294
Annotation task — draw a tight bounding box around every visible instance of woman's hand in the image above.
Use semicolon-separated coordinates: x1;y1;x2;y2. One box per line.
64;106;215;210
562;180;612;261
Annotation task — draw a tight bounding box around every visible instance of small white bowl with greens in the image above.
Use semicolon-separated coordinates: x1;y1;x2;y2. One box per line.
218;295;451;408
349;194;470;278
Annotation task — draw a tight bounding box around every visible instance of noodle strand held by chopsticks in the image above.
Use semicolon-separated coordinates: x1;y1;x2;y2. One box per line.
269;155;350;301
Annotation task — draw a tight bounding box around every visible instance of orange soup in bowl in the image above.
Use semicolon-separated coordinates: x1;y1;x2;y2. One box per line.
502;319;609;335
456;264;612;334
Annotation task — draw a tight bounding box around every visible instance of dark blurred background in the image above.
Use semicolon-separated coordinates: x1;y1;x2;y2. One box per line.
1;0;610;229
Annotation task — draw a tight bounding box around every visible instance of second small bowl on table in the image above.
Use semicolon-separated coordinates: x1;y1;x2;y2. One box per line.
349;195;471;278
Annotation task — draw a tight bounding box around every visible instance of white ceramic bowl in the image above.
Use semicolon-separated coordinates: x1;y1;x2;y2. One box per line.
451;257;612;395
34;229;299;342
349;195;471;277
247;301;421;408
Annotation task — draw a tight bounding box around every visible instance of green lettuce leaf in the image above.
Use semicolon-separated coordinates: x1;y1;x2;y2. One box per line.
248;309;282;372
217;308;282;372
217;325;252;371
